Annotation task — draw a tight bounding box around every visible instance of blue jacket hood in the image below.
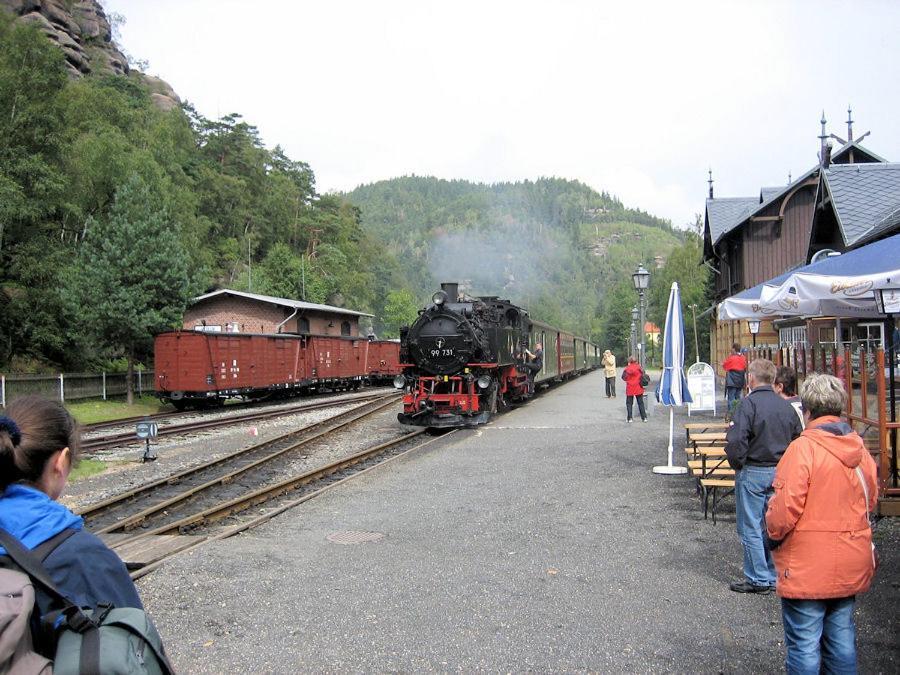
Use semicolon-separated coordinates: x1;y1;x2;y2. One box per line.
0;484;83;554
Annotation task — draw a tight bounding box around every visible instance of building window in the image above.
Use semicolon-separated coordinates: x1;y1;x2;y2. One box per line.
779;325;806;346
298;318;310;334
856;323;883;352
341;321;351;336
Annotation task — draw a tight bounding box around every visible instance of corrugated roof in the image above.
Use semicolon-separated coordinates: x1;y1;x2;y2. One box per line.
193;289;375;317
706;197;758;244
823;163;900;247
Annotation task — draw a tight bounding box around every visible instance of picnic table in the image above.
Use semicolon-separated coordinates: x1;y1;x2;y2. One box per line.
683;432;734;524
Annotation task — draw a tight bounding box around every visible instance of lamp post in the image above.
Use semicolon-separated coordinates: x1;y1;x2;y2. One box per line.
631;306;639;357
632;264;651;368
874;284;900;484
748;319;761;350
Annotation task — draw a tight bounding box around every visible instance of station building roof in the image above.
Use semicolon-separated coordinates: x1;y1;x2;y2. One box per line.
193;289;374;318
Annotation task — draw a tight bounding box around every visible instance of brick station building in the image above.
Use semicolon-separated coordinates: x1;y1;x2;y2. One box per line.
182;289;373;337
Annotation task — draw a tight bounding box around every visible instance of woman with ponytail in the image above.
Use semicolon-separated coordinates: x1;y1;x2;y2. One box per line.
0;396;142;618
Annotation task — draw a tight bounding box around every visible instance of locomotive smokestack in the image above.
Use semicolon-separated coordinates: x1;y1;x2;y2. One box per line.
440;282;459;302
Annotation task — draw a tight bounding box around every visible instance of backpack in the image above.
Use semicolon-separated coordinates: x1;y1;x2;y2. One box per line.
0;528;174;675
0;564;52;674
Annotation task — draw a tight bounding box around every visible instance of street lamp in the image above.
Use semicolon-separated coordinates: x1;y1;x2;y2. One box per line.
632;264;651;367
631;306;639;357
748;319;761;349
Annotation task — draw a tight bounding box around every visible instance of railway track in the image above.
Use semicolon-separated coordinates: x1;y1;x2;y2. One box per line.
81;391;394;452
82;388;387;433
79;409;453;580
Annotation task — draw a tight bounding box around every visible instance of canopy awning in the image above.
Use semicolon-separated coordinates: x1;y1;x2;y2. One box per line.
717;232;900;321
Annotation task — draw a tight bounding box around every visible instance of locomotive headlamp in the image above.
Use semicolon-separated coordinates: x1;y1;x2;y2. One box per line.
393;375;406;389
432;290;448;306
476;375;492;389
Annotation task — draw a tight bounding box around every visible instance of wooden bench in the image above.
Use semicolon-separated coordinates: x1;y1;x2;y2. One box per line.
700;478;735;524
684;421;728;442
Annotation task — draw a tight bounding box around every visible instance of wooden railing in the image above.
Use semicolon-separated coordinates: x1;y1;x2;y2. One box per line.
745;346;899;499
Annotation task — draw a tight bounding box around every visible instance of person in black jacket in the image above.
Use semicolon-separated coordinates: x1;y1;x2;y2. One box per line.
0;397;143;630
725;359;803;595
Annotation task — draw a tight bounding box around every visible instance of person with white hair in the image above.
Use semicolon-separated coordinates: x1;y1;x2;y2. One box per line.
725;358;803;594
766;373;878;674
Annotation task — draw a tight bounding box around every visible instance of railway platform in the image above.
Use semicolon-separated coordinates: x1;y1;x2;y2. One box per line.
136;370;899;673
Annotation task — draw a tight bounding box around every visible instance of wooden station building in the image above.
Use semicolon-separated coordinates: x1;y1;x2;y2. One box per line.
703;111;900;373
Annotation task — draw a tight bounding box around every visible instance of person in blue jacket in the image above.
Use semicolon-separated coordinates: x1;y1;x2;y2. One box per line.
0;395;142;620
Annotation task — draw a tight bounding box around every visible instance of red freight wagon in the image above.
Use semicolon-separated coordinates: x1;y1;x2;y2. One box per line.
364;339;401;383
154;331;364;408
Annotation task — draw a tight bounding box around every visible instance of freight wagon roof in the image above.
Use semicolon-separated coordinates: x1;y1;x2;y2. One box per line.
192;289;374;317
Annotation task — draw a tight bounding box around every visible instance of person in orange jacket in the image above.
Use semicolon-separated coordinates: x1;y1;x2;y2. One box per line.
766;373;878;674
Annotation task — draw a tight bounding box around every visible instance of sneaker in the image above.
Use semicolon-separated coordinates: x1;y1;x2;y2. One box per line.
641;418;648;422
626;419;632;423
729;580;774;594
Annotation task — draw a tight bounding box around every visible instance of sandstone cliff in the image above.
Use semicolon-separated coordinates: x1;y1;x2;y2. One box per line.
1;0;179;110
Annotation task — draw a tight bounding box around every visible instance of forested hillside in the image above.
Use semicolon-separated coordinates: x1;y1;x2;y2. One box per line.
348;176;683;346
0;7;684;374
0;11;406;373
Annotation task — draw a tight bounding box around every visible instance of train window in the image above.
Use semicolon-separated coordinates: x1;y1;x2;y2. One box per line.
298;318;310;333
341;321;351;336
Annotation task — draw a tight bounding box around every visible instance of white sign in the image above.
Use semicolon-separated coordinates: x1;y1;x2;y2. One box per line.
687;362;716;416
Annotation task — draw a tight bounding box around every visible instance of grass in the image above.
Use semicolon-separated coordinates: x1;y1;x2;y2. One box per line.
67;395;169;425
69;458;109;482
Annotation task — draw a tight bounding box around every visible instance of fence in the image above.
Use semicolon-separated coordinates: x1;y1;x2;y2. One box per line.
0;370;155;407
746;345;898;500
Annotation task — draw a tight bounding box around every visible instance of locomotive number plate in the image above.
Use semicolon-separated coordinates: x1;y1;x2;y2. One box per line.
430;348;454;357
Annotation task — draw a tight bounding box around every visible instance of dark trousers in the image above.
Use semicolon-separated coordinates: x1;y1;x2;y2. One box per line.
626;395;646;421
605;376;616;397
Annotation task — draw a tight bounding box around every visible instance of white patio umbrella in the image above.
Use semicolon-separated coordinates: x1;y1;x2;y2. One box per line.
653;282;691;475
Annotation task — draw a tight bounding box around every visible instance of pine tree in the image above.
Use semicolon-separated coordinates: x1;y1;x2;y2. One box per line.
68;174;192;403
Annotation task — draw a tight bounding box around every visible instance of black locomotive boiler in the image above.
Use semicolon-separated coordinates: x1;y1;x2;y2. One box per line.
395;282;601;428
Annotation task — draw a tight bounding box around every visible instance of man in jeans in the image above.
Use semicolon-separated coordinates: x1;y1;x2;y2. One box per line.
722;343;747;417
725;358;803;594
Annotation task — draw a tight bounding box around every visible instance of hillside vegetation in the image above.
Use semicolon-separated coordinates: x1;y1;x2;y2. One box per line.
0;9;685;374
348;176;683;346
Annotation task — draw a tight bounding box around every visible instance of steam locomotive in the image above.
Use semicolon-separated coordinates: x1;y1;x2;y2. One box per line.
395;282;601;428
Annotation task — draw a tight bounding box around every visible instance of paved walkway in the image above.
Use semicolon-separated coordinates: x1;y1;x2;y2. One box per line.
138;370;899;673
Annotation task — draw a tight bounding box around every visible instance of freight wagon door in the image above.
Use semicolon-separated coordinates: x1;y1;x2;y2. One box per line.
154;333;210;394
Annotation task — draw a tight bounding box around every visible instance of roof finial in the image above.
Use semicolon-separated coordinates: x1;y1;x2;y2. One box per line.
819;110;829;166
788;171;792;185
708;168;714;199
846;105;854;142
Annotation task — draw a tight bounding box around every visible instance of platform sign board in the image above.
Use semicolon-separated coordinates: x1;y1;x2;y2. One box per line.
687;362;716;416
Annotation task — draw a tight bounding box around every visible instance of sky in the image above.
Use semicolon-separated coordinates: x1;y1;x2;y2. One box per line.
103;0;900;228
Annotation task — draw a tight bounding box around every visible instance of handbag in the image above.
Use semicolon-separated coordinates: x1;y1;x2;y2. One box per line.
640;371;650;387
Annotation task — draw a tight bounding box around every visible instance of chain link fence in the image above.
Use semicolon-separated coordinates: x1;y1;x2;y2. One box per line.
0;370;154;408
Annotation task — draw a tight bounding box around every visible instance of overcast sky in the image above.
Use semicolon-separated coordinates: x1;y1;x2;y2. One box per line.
104;0;900;228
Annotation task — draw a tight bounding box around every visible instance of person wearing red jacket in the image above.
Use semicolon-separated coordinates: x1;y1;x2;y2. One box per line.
621;356;646;422
766;374;878;674
722;343;747;414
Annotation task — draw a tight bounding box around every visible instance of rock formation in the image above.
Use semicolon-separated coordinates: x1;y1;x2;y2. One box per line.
1;0;180;110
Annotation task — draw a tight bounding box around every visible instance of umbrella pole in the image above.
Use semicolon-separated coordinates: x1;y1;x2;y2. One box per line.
653;407;687;475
